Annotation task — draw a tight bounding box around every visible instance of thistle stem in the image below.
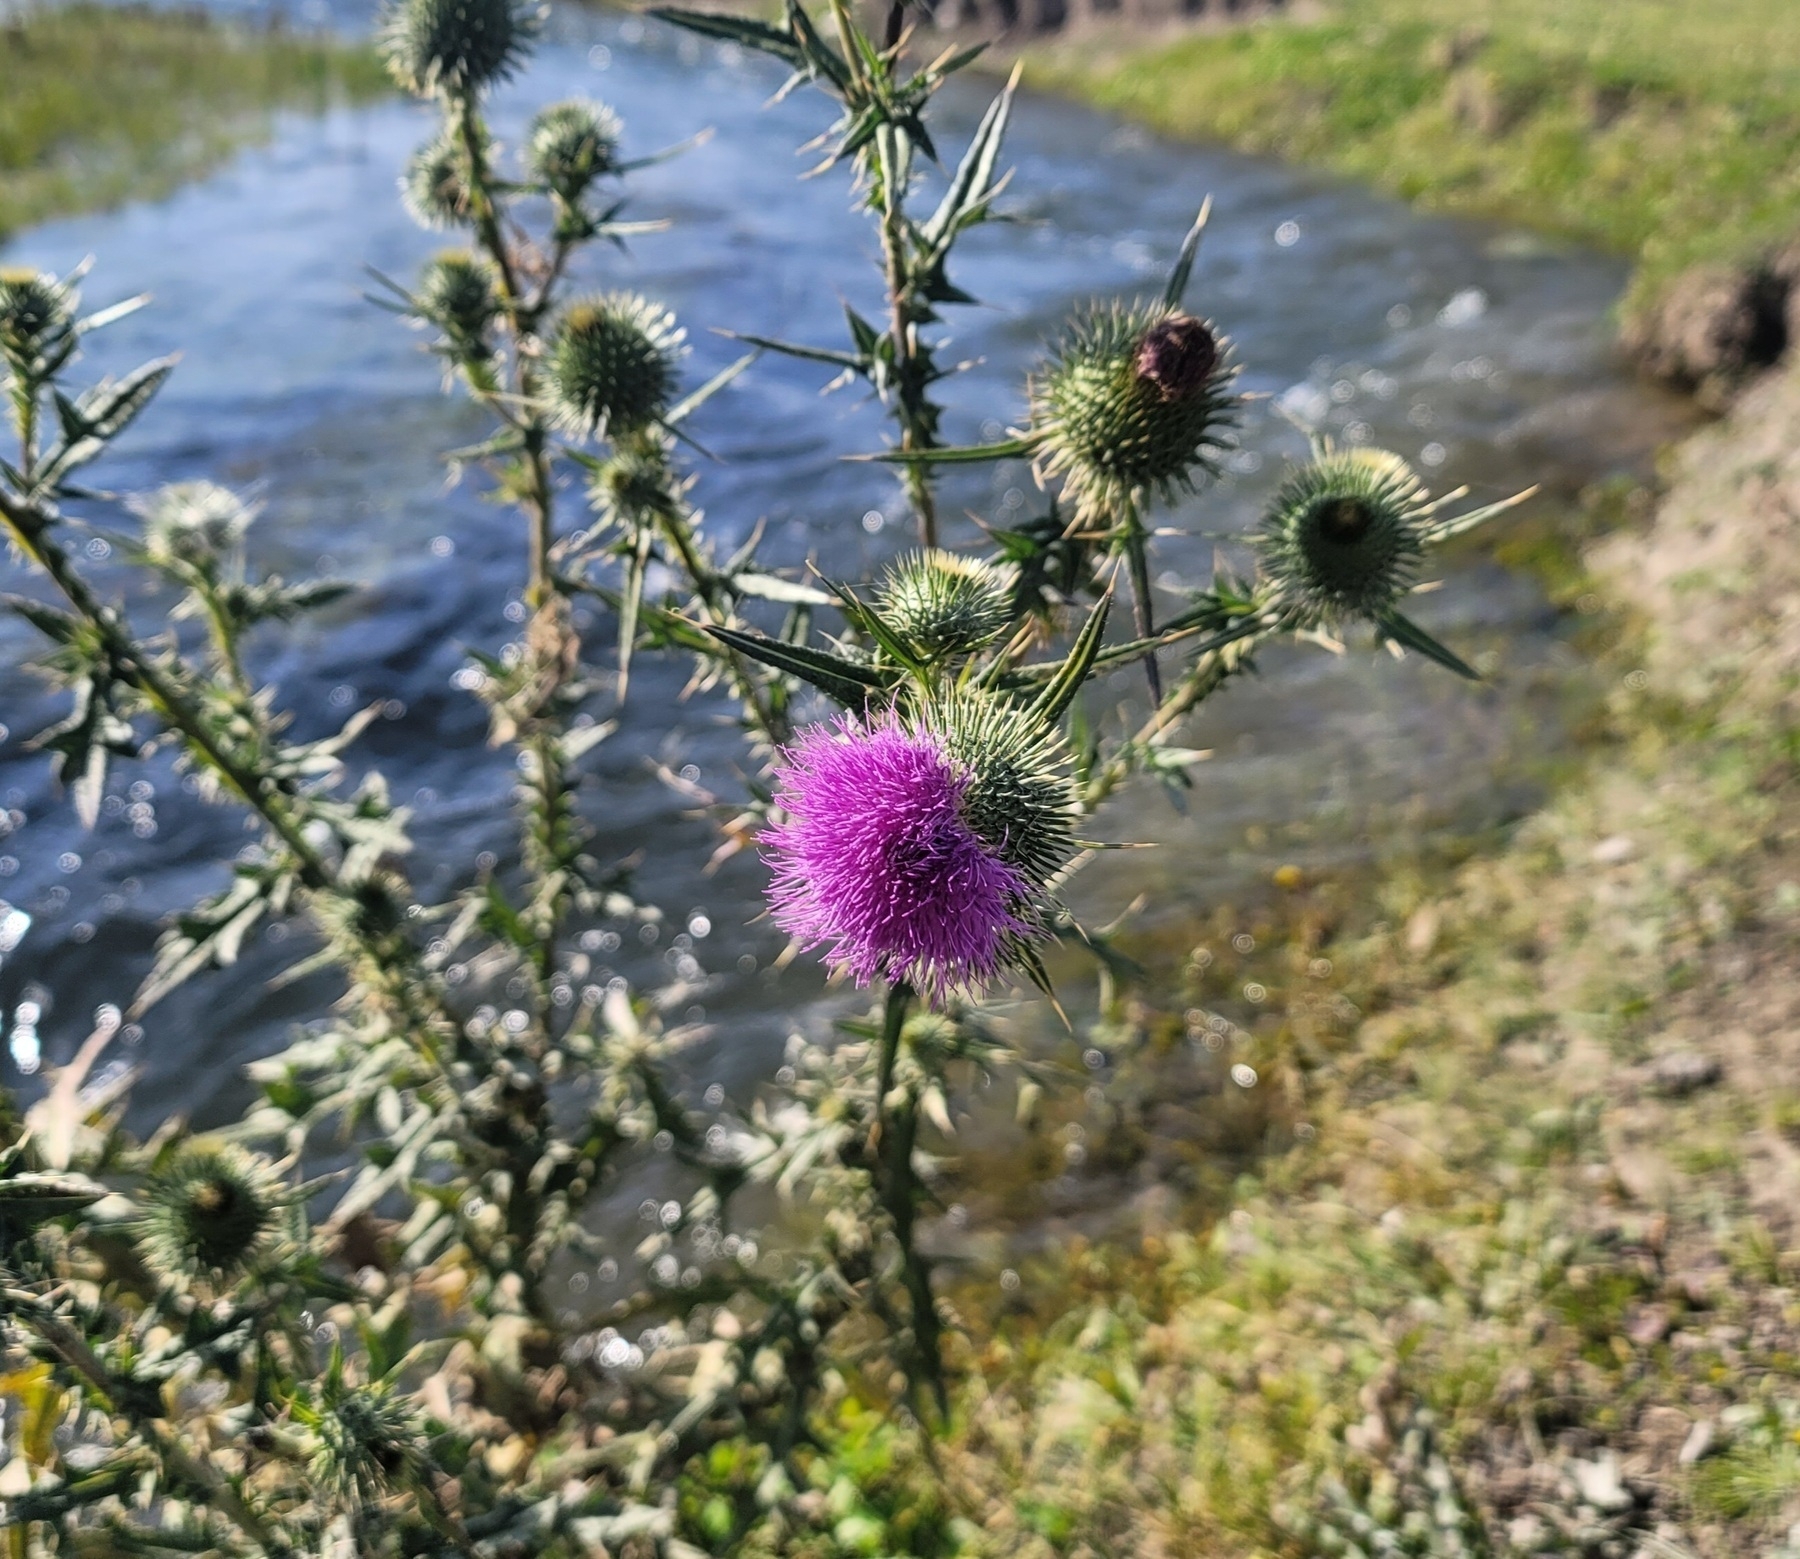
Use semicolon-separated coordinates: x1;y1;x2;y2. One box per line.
0;490;333;889
870;980;948;1421
1120;507;1162;703
654;499;789;749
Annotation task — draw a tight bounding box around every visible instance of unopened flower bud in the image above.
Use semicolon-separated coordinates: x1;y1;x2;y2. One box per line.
401;130;478;229
0;267;73;372
137;1141;283;1284
416;249;499;348
875;550;1014;659
307;1384;426;1502
527;99;622;200
1254;446;1428;625
1030;303;1236;521
130;482;256;572
378;0;540;99
587;438;679;529
547;293;683;439
1134;314;1219;400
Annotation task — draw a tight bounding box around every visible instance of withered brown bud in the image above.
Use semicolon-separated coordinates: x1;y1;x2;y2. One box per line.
1134;314;1219;401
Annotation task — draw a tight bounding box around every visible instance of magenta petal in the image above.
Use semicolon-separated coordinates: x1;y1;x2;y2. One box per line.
763;721;1030;1002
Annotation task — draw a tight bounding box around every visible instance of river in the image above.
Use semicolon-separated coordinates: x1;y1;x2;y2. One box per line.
0;4;1696;1126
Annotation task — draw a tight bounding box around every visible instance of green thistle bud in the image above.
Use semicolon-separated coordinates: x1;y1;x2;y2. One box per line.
526;99;622;200
1254;446;1429;625
876;550;1014;659
136;1141;283;1284
130;482;255;572
1029;304;1236;520
306;1382;426;1504
1029;300;1238;518
546;293;683;439
586;437;679;529
918;693;1075;889
416;249;499;349
0;267;74;373
400;130;478;230
378;0;539;98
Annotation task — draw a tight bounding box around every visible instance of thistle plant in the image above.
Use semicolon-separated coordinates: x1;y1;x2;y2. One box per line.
0;4;1540;1551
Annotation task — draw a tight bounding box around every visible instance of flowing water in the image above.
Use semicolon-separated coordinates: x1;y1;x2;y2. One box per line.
0;7;1696;1126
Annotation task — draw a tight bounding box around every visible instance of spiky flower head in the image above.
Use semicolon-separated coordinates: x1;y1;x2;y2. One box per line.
416;249;499;350
136;1141;283;1284
547;293;683;439
1254;446;1429;625
378;0;539;98
303;1380;427;1506
527;99;623;201
586;436;679;531
400;130;479;229
130;482;256;573
0;267;74;375
1029;303;1235;520
875;550;1015;660
765;698;1073;1002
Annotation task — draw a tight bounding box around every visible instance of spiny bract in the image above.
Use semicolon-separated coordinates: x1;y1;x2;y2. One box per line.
379;0;540;98
918;693;1074;892
136;1141;283;1283
303;1382;427;1504
1254;446;1429;625
876;550;1015;659
416;249;500;348
547;293;683;439
586;436;680;530
130;482;256;572
0;268;73;372
1029;304;1236;521
527;99;623;200
400;130;478;230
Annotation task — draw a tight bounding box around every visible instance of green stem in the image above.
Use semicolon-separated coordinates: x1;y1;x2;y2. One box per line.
655;501;789;749
455;91;520;310
1120;505;1162;703
202;587;252;699
870;981;947;1421
0;490;333;888
877;136;939;549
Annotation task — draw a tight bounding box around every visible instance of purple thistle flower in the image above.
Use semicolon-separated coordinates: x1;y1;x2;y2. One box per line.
764;720;1033;1002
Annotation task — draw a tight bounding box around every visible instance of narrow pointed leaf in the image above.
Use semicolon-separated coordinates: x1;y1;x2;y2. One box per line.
706;625;890;708
1028;593;1110;728
615;126;716;174
853;434;1038;466
730;572;834;606
1421;484;1539;545
648;7;803;64
1162;196;1213;312
665;350;758;427
921;65;1017;254
74;294;149;334
824;581;928;676
1377;609;1481;680
718;331;865;372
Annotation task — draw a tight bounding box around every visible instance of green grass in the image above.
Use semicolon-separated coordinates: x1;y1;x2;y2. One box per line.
0;3;390;241
1023;0;1800;316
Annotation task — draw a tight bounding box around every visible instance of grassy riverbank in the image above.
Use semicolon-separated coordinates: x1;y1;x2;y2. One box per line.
1023;0;1800;317
0;3;388;241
